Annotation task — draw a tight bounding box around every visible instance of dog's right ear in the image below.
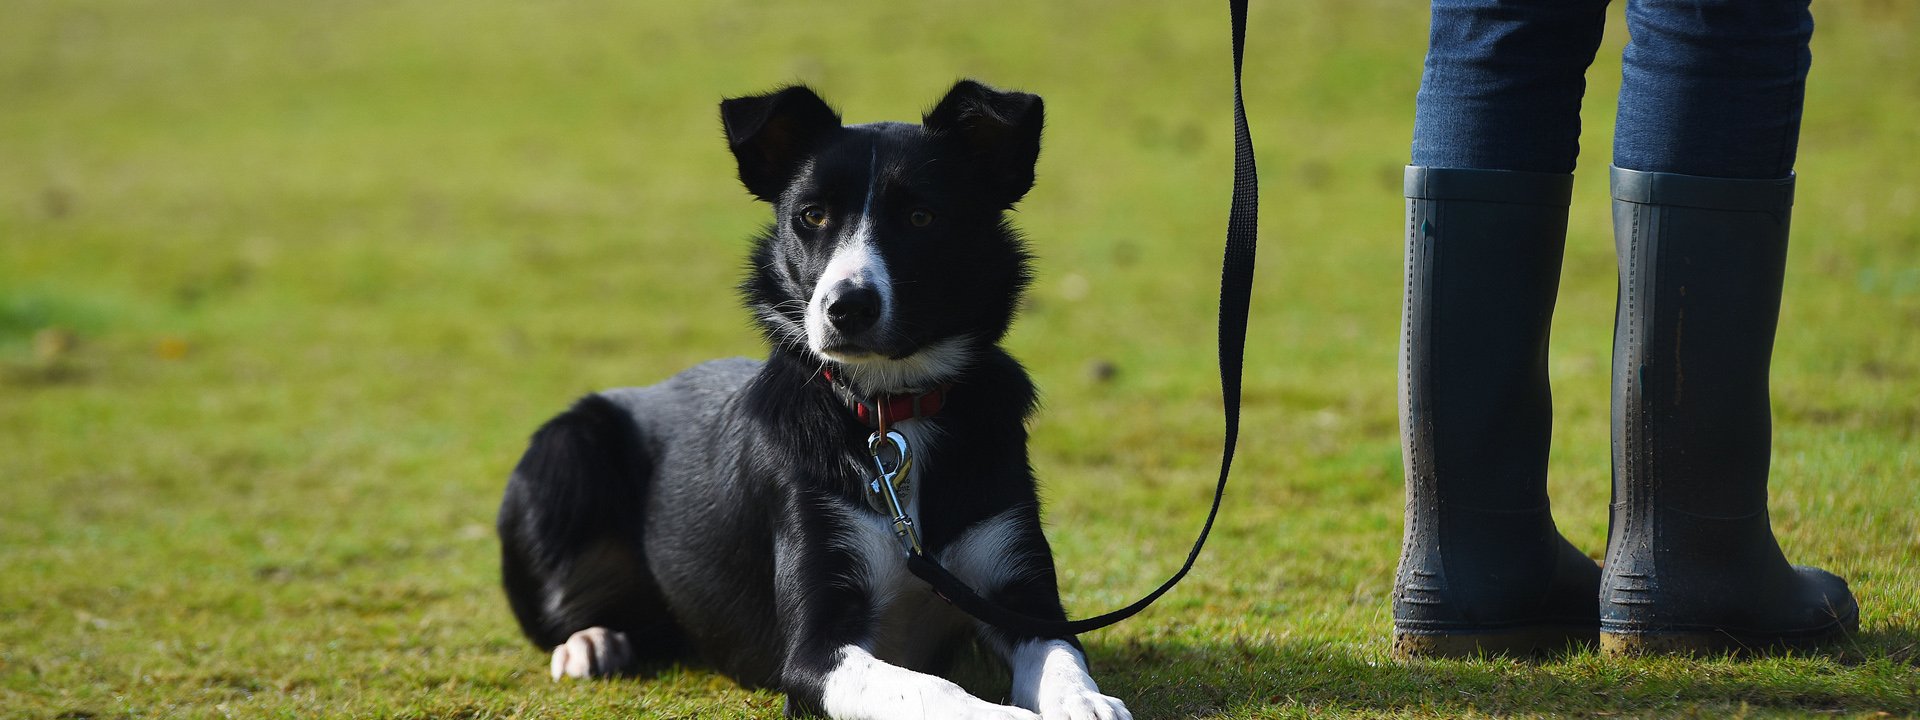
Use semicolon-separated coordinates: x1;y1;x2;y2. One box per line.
720;86;843;202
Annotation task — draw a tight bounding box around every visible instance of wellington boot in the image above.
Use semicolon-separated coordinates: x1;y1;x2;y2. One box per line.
1393;167;1602;659
1601;166;1858;655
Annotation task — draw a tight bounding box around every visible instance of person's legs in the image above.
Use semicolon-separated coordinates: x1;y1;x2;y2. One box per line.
1604;0;1857;654
1395;0;1610;659
1412;0;1610;173
1613;0;1813;179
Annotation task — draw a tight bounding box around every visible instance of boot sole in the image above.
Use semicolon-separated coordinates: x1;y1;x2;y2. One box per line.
1600;622;1853;657
1392;625;1596;660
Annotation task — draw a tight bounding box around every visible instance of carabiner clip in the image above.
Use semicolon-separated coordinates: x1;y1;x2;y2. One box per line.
865;430;923;556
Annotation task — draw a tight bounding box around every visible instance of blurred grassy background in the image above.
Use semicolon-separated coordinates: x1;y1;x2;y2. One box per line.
2;1;1916;717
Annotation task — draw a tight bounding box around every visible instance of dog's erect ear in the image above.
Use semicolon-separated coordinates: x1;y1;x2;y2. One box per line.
720;86;843;202
924;80;1044;207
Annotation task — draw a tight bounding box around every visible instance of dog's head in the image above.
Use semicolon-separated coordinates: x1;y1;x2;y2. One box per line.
723;80;1041;393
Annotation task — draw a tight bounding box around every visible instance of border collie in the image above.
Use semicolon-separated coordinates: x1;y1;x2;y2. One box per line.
496;80;1131;720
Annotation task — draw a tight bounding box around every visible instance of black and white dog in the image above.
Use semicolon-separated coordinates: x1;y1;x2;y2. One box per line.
496;81;1130;719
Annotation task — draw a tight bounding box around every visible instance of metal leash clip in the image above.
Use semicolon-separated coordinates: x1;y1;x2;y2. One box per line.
866;430;923;556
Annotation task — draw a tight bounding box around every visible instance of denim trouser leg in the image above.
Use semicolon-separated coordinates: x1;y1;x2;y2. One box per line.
1614;0;1815;179
1411;0;1611;174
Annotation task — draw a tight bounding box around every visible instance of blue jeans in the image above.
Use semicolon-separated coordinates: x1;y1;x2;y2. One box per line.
1410;0;1814;179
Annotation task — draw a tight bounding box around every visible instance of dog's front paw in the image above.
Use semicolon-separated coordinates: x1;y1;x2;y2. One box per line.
549;626;631;680
1012;640;1131;720
1036;685;1130;720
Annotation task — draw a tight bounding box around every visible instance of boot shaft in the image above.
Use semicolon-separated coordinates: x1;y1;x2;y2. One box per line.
1609;167;1795;522
1401;167;1574;514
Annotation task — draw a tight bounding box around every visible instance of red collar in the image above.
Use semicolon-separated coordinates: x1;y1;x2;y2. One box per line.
822;369;952;428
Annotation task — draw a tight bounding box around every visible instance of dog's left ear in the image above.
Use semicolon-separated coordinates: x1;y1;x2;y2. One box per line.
721;85;844;202
924;80;1044;207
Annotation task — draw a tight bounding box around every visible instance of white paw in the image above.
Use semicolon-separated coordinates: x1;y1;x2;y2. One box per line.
1036;686;1130;720
1010;640;1130;720
549;626;631;680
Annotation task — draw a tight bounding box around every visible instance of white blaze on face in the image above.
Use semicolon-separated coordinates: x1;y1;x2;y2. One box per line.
805;147;893;357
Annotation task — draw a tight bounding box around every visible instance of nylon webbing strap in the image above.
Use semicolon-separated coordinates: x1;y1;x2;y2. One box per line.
904;0;1258;636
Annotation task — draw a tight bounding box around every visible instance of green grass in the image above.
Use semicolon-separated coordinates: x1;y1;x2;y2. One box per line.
3;0;1917;717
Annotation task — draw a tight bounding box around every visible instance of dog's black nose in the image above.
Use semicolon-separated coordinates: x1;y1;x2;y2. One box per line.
824;283;881;335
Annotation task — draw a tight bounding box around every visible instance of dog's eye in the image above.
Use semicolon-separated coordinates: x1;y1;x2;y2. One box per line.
908;209;935;227
799;206;829;228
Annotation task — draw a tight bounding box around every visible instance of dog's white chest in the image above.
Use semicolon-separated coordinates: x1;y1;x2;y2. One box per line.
837;418;1044;671
837;518;1042;673
838;517;970;670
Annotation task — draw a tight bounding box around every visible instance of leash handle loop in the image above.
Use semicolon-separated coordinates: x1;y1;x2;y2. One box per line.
904;0;1258;637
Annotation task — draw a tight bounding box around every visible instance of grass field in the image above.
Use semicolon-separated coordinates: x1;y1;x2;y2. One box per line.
3;0;1918;717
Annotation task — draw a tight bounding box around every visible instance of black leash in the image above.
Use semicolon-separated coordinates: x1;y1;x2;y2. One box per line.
904;0;1258;637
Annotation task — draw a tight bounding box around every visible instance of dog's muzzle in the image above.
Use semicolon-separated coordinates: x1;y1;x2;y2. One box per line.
823;281;881;337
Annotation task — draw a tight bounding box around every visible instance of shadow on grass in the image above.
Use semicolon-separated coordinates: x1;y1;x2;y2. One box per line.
1086;625;1920;717
467;625;1919;718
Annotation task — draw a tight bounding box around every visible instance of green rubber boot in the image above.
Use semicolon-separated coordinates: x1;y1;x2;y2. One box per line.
1601;166;1859;655
1392;167;1603;659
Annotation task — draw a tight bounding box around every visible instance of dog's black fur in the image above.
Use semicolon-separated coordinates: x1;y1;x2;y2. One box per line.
498;81;1127;719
